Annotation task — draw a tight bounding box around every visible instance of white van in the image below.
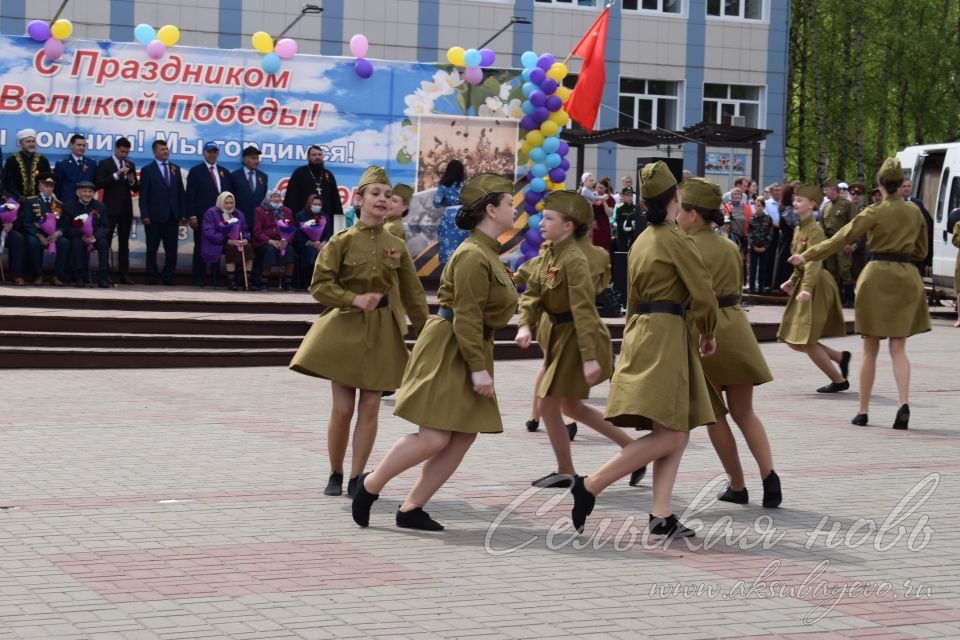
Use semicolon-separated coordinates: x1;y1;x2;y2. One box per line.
896;143;959;296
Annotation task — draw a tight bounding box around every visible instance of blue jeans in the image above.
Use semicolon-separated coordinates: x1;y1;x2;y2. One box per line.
749;248;769;291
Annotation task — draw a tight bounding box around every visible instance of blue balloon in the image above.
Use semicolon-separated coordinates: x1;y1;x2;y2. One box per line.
521;100;535;115
528;213;543;229
531;163;548;178
522;82;537;97
134;24;156;45
542;136;561;154
529;147;546;163
545;153;562;169
530;178;547;194
521;50;539;68
521;67;532;81
464;48;482;68
262;53;282;74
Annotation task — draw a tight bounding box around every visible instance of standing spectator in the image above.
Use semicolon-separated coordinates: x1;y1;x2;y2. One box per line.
95;137;139;285
899;179;936;300
613;187;640;251
747;180;760;204
231;146;268;231
747;201;773;294
614;175;637;205
3;129;51;203
138;140;185;286
772;183;798;289
60;181;110;288
18;173;68;285
871;187;883;205
201;192;250;291
681;169;694;182
186;142;234;286
54;134;97;203
722;186;752;275
590;177;614;251
718;216;739;247
762;183;782;293
579;173;600;204
434;160;468;265
722;177;750;204
820;178;856;306
252;189;296;292
293;193;332;288
283;146;342;227
847;183;869;283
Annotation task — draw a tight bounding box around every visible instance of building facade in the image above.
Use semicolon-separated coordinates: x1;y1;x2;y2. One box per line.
0;0;789;189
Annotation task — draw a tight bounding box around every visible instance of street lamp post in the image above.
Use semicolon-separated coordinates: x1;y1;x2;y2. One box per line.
275;4;323;41
479;15;532;49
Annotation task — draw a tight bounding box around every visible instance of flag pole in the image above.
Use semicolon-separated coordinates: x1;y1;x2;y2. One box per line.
562;1;614;66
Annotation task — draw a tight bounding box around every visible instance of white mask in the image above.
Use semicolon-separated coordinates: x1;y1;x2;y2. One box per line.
310;205;322;214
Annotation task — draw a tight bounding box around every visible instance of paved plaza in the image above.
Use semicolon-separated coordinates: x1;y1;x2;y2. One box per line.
2;314;959;639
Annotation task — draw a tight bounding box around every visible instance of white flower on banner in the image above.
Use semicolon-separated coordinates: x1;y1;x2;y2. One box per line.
432;68;463;95
404;92;435;118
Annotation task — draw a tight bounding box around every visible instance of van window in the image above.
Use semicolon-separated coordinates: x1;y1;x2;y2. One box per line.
936;168;950;223
949;177;960;219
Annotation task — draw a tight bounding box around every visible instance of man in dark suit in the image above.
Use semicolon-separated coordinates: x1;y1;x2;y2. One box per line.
54;134;97;203
138;140;185;285
95;137;139;284
186;142;233;286
230;146;268;229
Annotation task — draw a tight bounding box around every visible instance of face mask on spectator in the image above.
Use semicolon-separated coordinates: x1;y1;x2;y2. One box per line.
311;205;322;214
270;202;281;209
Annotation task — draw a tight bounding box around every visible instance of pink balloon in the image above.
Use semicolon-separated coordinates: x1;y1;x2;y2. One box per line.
145;39;165;60
275;37;298;60
349;33;369;58
464;66;483;85
43;37;63;61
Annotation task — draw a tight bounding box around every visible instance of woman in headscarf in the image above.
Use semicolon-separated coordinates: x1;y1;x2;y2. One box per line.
252;188;297;291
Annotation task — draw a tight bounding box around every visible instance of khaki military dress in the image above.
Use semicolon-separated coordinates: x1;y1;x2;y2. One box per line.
802;195;930;338
605;223;719;432
688;227;773;386
384;216;405;240
518;236;612;399
394;231;518;433
777;216;846;345
289;221;428;390
576;235;612;293
821;197;855;283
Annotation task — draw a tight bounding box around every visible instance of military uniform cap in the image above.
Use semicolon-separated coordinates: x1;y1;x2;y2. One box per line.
878;157;904;182
823;177;841;189
357;165;391;190
37;172;55;184
639;161;677;199
679;177;722;210
543;190;593;226
460;173;512;208
795;183;823;202
392;182;413;203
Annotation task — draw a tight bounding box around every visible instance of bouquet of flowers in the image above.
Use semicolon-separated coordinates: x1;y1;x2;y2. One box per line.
276;218;297;256
299;217;326;244
39;211;59;255
224;217;244;255
0;198;20;253
72;213;95;253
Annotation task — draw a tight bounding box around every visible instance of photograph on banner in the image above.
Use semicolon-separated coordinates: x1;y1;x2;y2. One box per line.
414;115;519;192
704;151;747;175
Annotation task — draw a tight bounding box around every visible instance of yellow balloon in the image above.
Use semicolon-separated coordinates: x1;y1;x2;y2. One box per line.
520;141;531;156
50;19;72;40
556;86;571;103
547;62;568;82
525;131;544;147
446;46;465;67
251;30;274;54
552;182;565;191
157;24;180;46
548;110;569;127
540;120;559;137
535;201;544;212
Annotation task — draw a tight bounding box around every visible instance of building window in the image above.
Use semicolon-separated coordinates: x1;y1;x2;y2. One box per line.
622;0;682;13
706;0;762;19
618;79;680;130
702;83;762;127
534;0;598;6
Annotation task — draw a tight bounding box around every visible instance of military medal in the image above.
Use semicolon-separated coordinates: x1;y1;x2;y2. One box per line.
546;266;560;281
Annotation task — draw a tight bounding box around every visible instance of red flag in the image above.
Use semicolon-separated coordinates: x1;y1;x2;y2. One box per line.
566;7;610;133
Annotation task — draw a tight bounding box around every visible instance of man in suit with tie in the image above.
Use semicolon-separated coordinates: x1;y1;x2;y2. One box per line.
231;146;268;230
186;142;233;286
54;134;97;203
138;139;185;286
95;137;139;284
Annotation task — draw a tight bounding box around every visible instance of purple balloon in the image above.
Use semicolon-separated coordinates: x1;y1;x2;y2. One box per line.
549;167;567;183
479;47;495;67
532;106;549;124
524;202;539;215
529;90;546;108
545;95;563;112
540;79;558;95
27;20;51;42
525;229;542;246
537;53;555;71
525;189;541;205
520;115;538;132
464;66;484;85
520;240;535;254
559;158;571;171
529;67;546;85
354;58;373;79
558;140;570;156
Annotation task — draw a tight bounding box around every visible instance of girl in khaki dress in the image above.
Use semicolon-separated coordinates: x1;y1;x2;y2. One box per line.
515;191;642;490
352;174;518;532
571;162;719;539
777;184;850;393
385;182;412;240
792;158;931;429
289;166;429;499
677;178;780;508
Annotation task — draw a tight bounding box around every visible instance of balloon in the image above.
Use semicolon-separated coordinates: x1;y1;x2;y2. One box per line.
520;115;538;132
535;201;545;211
546;96;563;112
540;120;559;137
520;240;535;255
547;62;568;81
521;100;535;115
557;86;572;103
42;37;63;61
529;90;546;107
464;48;481;67
530;178;547;193
525;229;542;246
157;24;179;46
542;137;560;154
134;23;156;45
521;68;532;81
524;202;538;215
447;46;465;66
560;158;571;171
275;38;298;59
521;50;538;68
50;19;73;40
261;52;281;74
545;153;562;169
548;110;570;127
528;213;542;228
251;31;273;53
537;53;554;71
522;82;537;97
551;182;565;191
525;189;541;205
354;57;374;79
479;48;495;67
558;140;570;156
525;130;544;147
529;147;546;163
464;66;483;85
540;79;558;95
549;167;567;183
349;34;369;58
520;141;532;156
529;67;545;85
531;163;548;178
532;106;549;124
144;39;165;60
27;20;51;42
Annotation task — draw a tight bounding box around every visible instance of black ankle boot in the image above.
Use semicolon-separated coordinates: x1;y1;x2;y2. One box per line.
762;470;782;508
718;486;749;504
629;466;647;486
396;507;444;531
525;419;540;432
893;404;910;430
351;473;378;527
648;514;695;538
851;413;868;426
324;472;343;496
570;475;595;533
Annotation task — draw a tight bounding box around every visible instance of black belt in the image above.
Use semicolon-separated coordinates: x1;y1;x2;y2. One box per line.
870;252;914;263
548;310;574;324
436;306;494;340
633;301;685;317
376;294;390;309
717;294;740;308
